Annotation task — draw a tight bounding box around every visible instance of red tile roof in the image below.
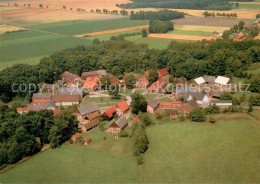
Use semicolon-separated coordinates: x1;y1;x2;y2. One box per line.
133;115;140;122
103;106;116;118
73;132;82;139
83;80;99;90
17;107;28;112
116;101;129;113
86;111;100;121
52;94;80;103
157;68;169;78
52;109;61;117
84;136;91;143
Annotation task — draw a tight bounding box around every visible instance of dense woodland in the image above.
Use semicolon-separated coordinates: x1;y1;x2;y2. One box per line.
130;10;184;21
148;20;174;33
0;39;260;103
120;0;233;10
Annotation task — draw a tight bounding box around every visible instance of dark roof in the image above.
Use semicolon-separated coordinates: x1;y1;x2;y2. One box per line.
77;102;99;115
202;75;216;83
32;93;52;99
187;99;198;107
83;119;100;130
52;94;80;103
175;77;187;84
62;71;79;82
115;116;128;129
173;86;192;95
27;101;56;111
81;70;107;77
212;92;222;98
147;98;160;109
58;88;83;96
38;83;58;91
185;92;206;101
56;80;66;86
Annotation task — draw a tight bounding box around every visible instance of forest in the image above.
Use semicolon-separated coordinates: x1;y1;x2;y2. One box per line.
130;10;185;21
121;0;233;10
0;39;260;103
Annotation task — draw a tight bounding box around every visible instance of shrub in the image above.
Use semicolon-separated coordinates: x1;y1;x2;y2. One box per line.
137;155;143;165
209;117;216;124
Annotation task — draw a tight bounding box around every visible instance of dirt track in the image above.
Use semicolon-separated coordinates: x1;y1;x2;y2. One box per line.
75;25;149;37
148;33;215;41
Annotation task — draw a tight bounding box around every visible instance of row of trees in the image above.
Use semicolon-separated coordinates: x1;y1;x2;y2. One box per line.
119;0;232;10
203;11;237;18
0;106;78;169
149;20;174;33
130;10;184;21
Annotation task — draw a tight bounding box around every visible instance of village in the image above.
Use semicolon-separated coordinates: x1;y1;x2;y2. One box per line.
15;68;235;145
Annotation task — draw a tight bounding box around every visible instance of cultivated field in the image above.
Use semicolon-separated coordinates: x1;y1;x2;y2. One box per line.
1;113;260;183
175;25;229;32
148;33;215;41
0;25;26;34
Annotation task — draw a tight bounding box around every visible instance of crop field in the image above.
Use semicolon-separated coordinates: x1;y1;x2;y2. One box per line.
175;24;229;33
0;30;92;70
235;3;260;9
148;33;215;41
0;24;26;34
173;17;252;27
1;113;260;183
167;30;212;36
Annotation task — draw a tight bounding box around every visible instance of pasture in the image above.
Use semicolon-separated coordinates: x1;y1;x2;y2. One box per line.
1;113;260;183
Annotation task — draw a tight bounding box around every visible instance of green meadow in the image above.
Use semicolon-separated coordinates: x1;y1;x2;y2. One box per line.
1;113;260;183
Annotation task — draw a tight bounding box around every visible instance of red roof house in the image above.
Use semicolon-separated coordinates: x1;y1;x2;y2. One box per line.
52;109;61;118
86;111;100;121
83;80;100;91
84;137;91;146
116;101;129;116
148;78;168;93
159;101;183;109
71;133;82;142
133;115;140;122
157;68;169;78
102;106;117;119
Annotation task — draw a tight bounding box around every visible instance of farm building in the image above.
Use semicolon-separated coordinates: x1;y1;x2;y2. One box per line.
185;92;210;105
194;75;216;86
32;93;52;102
81;70;107;79
52;94;80;106
210;100;233;107
38;83;58;93
86;111;100;121
62;71;79;84
159;101;183;109
174;77;187;84
179;100;198;116
84;137;91;146
214;76;231;86
116;101;129;116
58;88;84;97
148;78;168;93
156;108;179;117
157;68;169;78
147;98;160;113
81;119;100;132
71;133;81;142
102;106;117;119
56;80;66;87
136;77;148;89
27;101;56;112
106;116;128;134
77;102;99;118
171;86;192;99
83;80;100;91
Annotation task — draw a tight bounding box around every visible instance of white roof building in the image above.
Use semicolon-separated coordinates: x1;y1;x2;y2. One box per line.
194;77;205;85
214;76;230;85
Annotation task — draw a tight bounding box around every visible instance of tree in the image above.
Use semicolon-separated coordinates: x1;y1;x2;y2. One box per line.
93;39;101;45
148;69;158;86
238;21;245;31
111;66;121;76
125;74;136;89
63;5;66;9
188;107;206;122
131;93;147;114
109;84;120;99
141;28;148;37
257;14;260;19
209;117;216;123
39;4;43;8
100;75;111;90
235;2;239;9
220;93;233;100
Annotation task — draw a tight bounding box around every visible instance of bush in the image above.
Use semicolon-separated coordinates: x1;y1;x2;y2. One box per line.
119;130;129;138
149;20;173;33
209;117;216;124
256;14;260;19
142;28;148;37
137;155;143;165
188;107;207;122
156;114;163;120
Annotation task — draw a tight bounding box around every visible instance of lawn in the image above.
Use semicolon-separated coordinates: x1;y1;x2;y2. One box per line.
168;29;213;36
143;116;260;183
236;3;260;9
81;96;122;108
91;30;142;41
247;62;260;74
30;18;149;35
0;30;92;70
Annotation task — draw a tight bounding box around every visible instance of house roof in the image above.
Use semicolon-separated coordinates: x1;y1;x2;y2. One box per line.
83;119;100;130
73;132;81;139
157;68;169;78
58;88;83;96
174;77;187;84
81;70;107;77
172;86;192;95
77;102;99;115
83;80;98;89
38;83;57;91
133;115;140;122
212;92;222;98
103;106;116;118
53;109;61;117
17;107;28;112
214;76;230;85
179;104;194;112
115;116;128;129
52;94;80;103
149;78;168;90
56;80;66;86
202;75;216;83
62;71;79;82
84;137;91;142
27;101;56;111
194;77;205;85
187;99;198;107
86;111;100;121
32;93;52;99
185;92;206;101
116;101;129;113
147;98;160;109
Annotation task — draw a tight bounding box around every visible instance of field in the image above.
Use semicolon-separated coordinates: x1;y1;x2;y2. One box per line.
1;113;260;183
0;24;26;34
148;33;215;41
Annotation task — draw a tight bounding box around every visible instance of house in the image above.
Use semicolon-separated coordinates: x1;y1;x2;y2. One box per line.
58;88;84;97
77;102;99;118
81;119;100;132
52;108;62;118
136;77;148;89
102;106;117;119
210;100;232;107
52;94;80;106
211;92;222;99
56;80;66;87
194;75;216;86
86;111;100;121
174;77;187;84
115;101;129;116
62;71;79;84
84;137;91;146
71;133;82;142
157;68;169;78
185;92;210;105
148;78;168;93
214;76;231;86
171;86;192;99
133;115;140;122
32;93;52;102
147;98;160;113
27;101;56;112
81;70;107;80
83;80;100;91
38;83;57;93
159;101;183;109
106;116;128;134
16;107;28;114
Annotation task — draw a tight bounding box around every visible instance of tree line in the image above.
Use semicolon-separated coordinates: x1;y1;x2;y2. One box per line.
203;11;237;18
130;10;184;21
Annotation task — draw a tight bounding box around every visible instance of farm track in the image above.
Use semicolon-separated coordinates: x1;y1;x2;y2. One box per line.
74;25;149;37
148;33;215;41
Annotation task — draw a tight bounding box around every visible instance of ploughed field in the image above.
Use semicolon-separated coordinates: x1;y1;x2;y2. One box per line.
1;113;260;183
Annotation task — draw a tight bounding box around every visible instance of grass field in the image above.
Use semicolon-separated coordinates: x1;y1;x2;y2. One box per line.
30;18;149;35
235;3;260;9
1;113;260;183
168;29;212;36
0;30;92;70
247;62;260;74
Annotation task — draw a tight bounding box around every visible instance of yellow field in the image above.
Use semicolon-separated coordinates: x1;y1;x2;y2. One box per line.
0;24;26;34
175;25;229;32
148;33;215;41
